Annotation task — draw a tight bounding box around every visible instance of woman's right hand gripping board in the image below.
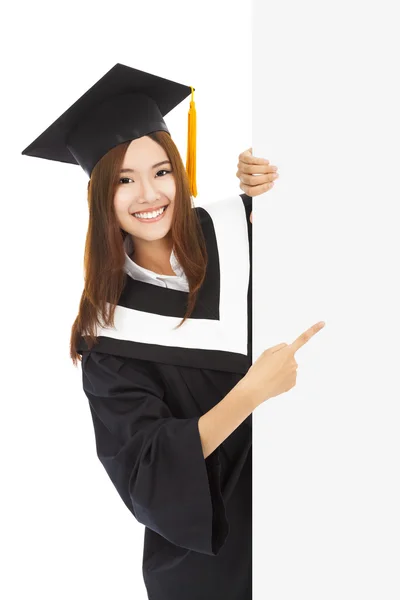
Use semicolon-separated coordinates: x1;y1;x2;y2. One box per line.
240;321;325;408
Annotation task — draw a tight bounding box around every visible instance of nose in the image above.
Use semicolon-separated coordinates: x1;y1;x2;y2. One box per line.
136;177;161;204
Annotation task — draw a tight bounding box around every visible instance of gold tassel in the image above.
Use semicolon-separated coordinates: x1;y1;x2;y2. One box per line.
186;86;197;197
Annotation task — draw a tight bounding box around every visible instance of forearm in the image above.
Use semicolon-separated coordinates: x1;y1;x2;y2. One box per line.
198;380;258;459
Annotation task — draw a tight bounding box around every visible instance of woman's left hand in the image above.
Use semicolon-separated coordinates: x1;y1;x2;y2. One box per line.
236;148;279;223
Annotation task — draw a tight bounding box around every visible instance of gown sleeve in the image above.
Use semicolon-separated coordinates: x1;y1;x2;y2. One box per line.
81;350;229;556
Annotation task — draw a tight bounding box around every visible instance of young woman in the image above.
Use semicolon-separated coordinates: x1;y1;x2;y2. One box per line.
22;62;323;600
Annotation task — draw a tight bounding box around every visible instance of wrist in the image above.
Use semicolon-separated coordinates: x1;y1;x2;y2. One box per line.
235;378;264;411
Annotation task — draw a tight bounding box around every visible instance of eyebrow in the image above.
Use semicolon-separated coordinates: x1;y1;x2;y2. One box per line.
120;160;171;173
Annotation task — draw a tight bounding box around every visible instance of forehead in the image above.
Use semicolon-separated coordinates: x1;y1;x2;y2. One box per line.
123;136;167;166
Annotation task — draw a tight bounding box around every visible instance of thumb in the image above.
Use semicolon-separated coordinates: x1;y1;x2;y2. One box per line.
265;342;287;354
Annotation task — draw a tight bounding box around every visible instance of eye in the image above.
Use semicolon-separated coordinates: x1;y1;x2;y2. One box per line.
119;170;172;185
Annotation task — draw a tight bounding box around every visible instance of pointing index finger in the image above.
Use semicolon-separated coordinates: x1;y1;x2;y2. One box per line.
289;321;325;354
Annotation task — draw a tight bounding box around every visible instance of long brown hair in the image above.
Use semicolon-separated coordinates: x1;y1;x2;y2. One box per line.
69;131;208;366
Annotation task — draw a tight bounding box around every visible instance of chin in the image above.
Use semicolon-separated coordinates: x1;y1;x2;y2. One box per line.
131;222;172;240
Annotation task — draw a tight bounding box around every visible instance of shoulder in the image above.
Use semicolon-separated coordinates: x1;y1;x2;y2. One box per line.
194;193;252;222
239;193;252;210
239;193;252;223
81;351;164;398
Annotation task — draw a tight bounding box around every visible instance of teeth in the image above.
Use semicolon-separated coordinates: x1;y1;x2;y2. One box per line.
133;206;166;219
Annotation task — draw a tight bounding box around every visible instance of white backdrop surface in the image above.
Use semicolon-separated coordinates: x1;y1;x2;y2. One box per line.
253;1;400;598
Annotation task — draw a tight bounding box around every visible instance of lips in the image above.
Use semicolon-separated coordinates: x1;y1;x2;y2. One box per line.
131;205;168;223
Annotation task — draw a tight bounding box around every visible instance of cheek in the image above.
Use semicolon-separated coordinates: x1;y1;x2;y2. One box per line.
165;177;176;197
113;189;131;214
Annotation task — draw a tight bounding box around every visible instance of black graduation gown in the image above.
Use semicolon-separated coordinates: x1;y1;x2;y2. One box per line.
76;192;253;600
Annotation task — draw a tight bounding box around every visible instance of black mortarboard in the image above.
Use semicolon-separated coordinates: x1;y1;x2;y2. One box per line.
21;62;197;196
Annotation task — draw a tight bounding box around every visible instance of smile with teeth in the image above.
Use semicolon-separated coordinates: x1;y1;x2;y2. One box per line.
132;206;167;220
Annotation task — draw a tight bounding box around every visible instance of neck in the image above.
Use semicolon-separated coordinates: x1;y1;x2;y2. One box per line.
130;235;176;276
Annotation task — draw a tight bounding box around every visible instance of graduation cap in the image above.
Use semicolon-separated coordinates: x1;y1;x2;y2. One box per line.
21;62;197;196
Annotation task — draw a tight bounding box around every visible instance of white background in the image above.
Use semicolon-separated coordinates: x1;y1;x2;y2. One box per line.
4;1;399;599
2;2;250;599
253;1;400;598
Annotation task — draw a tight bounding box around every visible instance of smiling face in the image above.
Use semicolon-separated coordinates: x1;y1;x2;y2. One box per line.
114;135;176;244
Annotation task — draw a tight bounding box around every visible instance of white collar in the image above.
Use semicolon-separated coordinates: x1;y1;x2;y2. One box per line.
123;234;189;290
